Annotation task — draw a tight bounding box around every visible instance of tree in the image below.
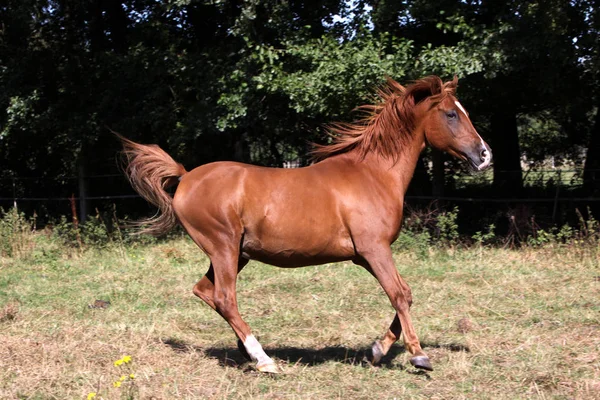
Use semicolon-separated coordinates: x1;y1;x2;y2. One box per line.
0;0;597;223
580;0;600;192
419;1;586;192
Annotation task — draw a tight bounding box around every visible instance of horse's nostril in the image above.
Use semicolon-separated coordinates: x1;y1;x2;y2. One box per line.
480;149;488;162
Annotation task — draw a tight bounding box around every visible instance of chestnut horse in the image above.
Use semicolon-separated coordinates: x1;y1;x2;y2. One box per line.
120;76;491;373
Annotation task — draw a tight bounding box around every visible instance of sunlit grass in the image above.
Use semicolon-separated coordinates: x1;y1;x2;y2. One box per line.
0;234;599;399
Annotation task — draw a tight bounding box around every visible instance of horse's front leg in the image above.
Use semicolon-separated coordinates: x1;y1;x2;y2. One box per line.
356;245;432;371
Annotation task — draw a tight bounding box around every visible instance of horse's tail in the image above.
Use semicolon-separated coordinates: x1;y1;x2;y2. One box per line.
118;135;187;236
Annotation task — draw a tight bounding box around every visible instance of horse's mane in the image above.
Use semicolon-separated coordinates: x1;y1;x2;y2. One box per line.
311;75;458;162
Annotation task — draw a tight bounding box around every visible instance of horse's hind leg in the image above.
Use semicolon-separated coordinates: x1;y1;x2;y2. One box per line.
190;240;278;373
192;259;253;360
356;246;432;371
211;251;279;373
192;259;248;313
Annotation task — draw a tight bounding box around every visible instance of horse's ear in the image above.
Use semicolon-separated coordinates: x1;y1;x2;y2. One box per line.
409;76;442;105
445;75;459;94
404;76;448;106
410;87;431;105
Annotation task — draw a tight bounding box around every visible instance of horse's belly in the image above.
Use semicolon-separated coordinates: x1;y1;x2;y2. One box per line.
241;231;355;268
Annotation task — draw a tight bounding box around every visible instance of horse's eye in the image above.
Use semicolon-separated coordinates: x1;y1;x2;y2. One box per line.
446;110;458;120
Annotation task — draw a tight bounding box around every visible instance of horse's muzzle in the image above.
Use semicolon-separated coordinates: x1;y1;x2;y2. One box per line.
468;142;492;172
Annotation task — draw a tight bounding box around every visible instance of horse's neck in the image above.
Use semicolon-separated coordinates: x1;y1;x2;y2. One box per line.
360;128;426;195
398;129;427;193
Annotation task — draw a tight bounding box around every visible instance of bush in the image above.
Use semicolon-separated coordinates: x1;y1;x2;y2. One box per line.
524;208;600;247
51;208;161;249
0;208;35;258
393;205;462;257
472;224;496;246
435;206;460;246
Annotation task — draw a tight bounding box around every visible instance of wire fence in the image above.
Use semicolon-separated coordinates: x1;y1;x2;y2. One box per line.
1;169;599;206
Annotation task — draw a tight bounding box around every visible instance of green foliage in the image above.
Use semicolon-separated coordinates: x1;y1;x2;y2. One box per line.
393;206;462;257
472;224;496;246
395;230;431;260
555;224;575;243
526;208;600;247
1;0;599;219
52;215;107;248
254;34;415;116
518;112;574;166
435;206;460;246
50;211;162;249
1;91;41;141
395;205;600;251
527;227;558;247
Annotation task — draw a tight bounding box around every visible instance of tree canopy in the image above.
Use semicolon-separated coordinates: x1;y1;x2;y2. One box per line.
1;0;599;221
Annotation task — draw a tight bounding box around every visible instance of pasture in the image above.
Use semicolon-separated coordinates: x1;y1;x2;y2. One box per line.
1;232;599;399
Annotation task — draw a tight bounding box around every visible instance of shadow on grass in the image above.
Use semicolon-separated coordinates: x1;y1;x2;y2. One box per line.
160;337;468;371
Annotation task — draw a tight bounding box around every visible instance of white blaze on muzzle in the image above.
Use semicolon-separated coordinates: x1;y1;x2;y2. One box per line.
455;101;491;171
478;140;492;170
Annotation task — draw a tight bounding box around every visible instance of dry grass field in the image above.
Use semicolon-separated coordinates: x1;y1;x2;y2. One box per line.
1;230;599;399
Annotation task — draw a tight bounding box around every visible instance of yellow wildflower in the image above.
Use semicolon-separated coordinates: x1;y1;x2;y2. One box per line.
119;375;126;382
114;359;123;367
122;355;132;364
87;393;96;400
113;381;122;388
129;373;135;380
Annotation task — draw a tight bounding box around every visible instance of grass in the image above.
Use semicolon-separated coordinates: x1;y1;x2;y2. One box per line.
0;232;599;399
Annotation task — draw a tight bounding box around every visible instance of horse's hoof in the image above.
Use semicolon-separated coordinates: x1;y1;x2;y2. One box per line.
410;355;433;371
237;339;252;361
256;362;280;374
371;340;384;365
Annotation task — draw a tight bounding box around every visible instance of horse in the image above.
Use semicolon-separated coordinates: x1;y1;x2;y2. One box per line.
119;76;492;373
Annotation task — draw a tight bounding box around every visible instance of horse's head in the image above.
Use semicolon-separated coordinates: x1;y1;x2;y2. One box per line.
413;77;492;171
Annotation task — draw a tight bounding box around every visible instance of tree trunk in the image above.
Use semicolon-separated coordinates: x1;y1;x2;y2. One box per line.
583;104;600;193
491;107;522;193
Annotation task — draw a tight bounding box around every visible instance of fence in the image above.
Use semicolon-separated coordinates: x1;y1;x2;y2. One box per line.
2;169;600;218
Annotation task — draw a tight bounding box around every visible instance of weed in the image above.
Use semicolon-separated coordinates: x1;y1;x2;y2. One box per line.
87;356;138;400
472;223;496;246
0;207;35;258
576;207;600;244
393;205;461;256
527;227;557;247
52;212;112;248
51;207;157;251
523;208;600;248
435;206;460;246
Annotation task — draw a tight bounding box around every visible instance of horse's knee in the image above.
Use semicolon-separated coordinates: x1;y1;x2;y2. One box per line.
395;299;410;313
406;291;413;308
392;290;412;311
400;282;413;307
